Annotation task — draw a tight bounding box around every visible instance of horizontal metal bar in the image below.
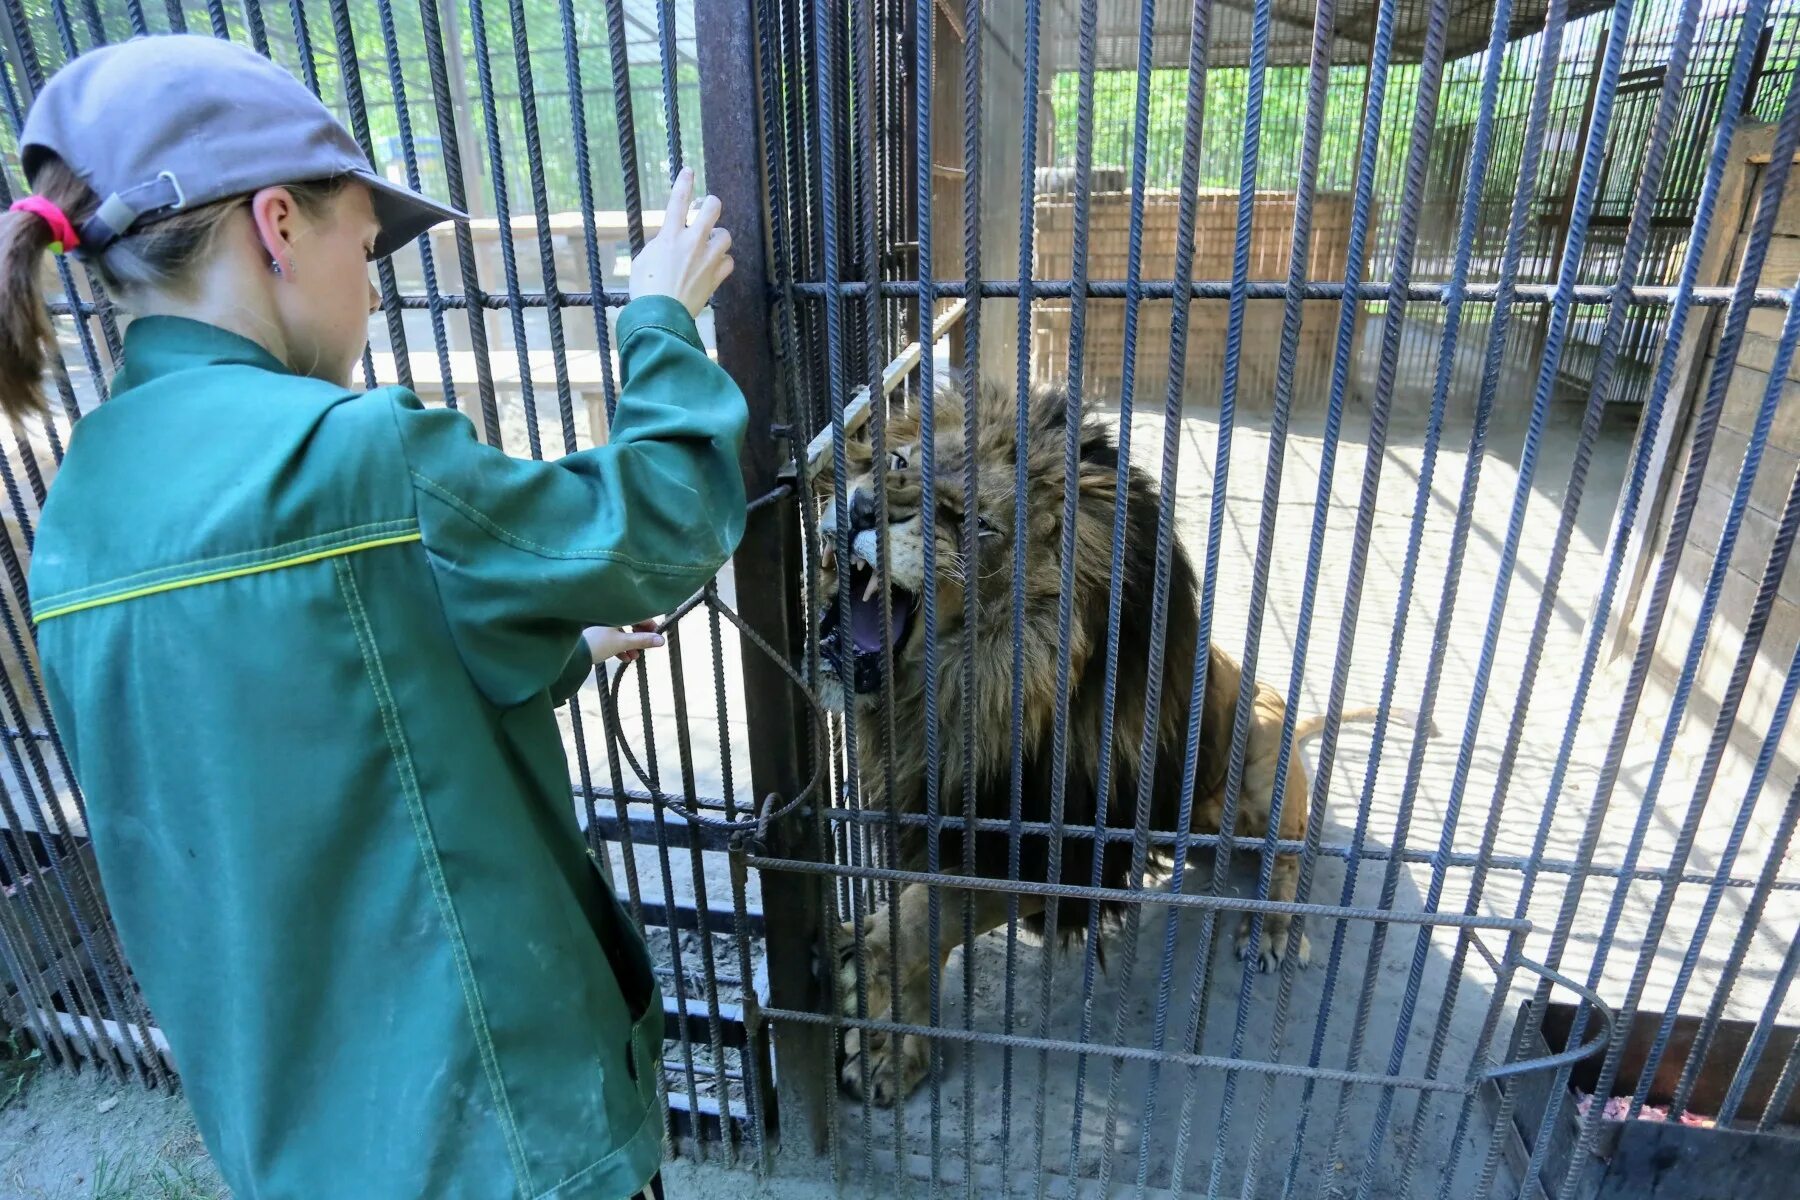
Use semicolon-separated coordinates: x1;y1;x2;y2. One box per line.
761;1006;1476;1095
44;282;1790;321
819;807;1800;892
788;280;1792;307
747;856;1534;931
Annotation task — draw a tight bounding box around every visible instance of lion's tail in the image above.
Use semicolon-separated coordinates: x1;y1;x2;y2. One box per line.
1291;705;1437;744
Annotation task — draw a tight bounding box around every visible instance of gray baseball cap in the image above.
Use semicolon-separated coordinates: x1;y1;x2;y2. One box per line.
19;34;464;259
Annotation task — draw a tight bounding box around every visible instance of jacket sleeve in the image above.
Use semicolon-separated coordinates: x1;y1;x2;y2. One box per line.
549;640;595;706
391;295;747;708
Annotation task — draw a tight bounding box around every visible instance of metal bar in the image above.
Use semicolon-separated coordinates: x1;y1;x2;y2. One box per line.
369;0;459;408
955;1;981;1188
762;1006;1481;1094
1666;725;1800;1120
39;280;1796;318
465;0;538;456
501;0;577;456
698;0;832;1159
1065;0;1159;1184
1027;1;1096;1193
1002;0;1042;1181
748;855;1534;931
325;0;409;391
413;0;501;437
1715;929;1800;1127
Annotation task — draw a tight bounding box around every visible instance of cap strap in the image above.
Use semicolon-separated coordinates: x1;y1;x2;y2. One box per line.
76;172;185;254
8;196;81;255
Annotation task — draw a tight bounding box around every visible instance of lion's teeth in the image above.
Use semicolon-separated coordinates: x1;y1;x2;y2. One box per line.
862;573;882;602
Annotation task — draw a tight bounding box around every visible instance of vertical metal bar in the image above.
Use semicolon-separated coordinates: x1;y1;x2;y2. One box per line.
464;0;538;457
1129;5;1219;1198
242;0;269;56
708;581;770;1167
1022;0;1093;1190
955;3;981;1190
1756;1021;1800;1134
325;0;410;392
663;624;732;1161
656;0;682;176
1631;639;1800;1123
1226;1;1358;1192
372;0;458;409
554;0;622;427
698;0;834;1159
1665;701;1800;1120
908;0;947;1187
1090;0;1209;1188
1164;0;1292;1188
603;0;647;266
1001;0;1040;1185
849;0;905;1174
414;0;502;443
501;0;577;454
1715;929;1800;1127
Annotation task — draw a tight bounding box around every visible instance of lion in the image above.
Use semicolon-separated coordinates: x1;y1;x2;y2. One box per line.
810;381;1394;1106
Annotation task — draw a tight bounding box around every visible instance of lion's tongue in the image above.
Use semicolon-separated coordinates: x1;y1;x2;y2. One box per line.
848;571;918;654
849;592;886;654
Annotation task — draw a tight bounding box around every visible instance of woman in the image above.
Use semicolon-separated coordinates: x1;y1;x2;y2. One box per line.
2;33;740;1199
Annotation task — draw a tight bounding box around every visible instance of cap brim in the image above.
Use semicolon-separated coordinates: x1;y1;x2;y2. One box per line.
358;170;466;259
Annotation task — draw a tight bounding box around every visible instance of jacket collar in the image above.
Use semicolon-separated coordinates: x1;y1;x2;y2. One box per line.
113;316;292;392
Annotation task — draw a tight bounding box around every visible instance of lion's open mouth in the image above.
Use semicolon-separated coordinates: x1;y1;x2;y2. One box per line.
819;551;919;696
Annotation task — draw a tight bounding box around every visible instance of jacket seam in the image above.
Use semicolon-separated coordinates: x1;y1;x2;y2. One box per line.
32;519;419;615
333;558;537;1199
409;469;717;576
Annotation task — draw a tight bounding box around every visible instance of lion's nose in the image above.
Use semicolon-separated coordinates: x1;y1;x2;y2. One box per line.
848;489;878;534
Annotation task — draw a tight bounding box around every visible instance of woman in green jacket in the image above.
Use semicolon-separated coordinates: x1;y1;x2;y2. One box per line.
1;34;744;1200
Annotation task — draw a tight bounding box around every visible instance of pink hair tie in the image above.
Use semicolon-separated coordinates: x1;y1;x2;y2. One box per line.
9;196;81;256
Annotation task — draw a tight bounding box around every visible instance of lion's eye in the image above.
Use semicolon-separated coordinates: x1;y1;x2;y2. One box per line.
890;451;907;472
976;515;999;538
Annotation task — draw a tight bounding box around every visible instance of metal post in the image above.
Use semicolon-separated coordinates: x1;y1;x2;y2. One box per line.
695;0;833;1157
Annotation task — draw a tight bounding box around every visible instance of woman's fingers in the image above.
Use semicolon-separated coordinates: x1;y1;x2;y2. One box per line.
663;167;695;233
688;194;723;241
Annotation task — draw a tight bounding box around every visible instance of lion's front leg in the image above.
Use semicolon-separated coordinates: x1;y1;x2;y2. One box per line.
836;883;934;1106
835;882;1043;1105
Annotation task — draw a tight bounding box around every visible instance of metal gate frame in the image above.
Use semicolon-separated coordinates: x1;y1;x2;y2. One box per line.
722;0;1800;1196
0;0;1797;1196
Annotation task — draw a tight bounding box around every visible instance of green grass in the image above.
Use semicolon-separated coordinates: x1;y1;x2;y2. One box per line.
0;1027;42;1114
79;1153;225;1200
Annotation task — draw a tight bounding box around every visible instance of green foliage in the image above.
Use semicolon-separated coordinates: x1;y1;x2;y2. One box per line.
1;0;701;214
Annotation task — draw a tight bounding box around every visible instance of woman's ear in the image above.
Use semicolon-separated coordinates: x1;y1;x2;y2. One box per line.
249;186;301;277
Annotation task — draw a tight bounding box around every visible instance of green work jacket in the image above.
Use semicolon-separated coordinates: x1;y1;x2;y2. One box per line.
28;298;746;1199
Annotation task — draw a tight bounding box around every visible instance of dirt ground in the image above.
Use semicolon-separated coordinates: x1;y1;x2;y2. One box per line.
0;1059;223;1200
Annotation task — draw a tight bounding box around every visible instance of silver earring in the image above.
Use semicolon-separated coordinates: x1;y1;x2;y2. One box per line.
270;258;282;276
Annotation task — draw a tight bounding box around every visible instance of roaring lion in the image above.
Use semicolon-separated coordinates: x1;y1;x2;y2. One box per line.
811;381;1384;1105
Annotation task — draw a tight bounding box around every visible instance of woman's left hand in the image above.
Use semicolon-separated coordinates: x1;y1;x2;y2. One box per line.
581;621;665;664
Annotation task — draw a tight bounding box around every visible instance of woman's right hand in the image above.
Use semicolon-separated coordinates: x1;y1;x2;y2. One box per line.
629;167;734;318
